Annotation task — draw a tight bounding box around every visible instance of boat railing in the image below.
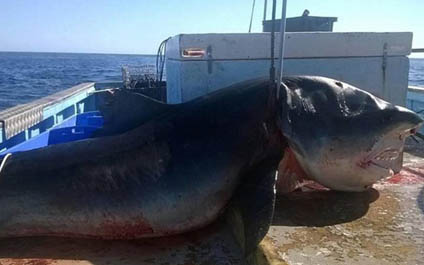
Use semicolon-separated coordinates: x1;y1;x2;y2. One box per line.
407;48;424;134
0;83;97;152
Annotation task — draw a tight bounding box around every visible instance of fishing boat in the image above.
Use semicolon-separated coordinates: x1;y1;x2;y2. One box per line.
0;1;424;264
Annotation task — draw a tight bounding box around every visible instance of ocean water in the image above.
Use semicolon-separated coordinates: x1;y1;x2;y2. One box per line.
0;52;423;111
0;52;155;111
409;58;424;87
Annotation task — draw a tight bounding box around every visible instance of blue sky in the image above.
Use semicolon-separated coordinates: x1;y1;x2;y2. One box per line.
0;0;423;57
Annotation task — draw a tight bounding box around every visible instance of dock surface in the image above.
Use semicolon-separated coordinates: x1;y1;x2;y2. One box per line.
258;139;424;265
0;139;423;265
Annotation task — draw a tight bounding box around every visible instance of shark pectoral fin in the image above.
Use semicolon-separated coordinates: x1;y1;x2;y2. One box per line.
276;147;310;193
225;161;277;258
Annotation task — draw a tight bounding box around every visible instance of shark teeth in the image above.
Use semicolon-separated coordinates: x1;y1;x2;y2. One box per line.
374;149;399;161
374;156;397;161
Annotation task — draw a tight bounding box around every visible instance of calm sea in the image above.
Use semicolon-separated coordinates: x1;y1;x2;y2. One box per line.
0;52;423;111
0;52;155;111
409;58;424;87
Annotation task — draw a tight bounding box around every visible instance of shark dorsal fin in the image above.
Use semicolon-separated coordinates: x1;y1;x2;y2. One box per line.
95;89;176;136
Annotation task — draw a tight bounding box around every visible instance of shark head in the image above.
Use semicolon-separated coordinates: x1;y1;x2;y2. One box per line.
279;76;423;192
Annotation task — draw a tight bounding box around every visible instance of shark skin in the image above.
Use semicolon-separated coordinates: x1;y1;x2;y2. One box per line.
0;79;284;244
0;76;421;255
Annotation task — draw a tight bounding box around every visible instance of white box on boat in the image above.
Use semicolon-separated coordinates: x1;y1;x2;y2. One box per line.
166;32;412;106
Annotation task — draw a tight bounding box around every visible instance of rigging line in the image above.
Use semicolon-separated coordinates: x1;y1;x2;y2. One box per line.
269;0;277;82
248;0;256;33
277;0;288;100
0;153;11;177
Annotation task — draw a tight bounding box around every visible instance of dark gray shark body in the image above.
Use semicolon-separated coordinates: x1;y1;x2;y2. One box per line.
0;79;283;255
0;76;421;254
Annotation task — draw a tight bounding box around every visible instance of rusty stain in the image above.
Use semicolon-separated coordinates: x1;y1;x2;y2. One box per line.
3;216;154;240
94;217;154;239
0;259;57;265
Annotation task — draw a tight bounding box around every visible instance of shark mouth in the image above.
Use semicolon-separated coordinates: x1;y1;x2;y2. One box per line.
358;148;401;179
372;148;400;162
359;125;421;175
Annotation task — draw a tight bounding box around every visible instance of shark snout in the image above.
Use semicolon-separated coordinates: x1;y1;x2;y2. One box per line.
371;106;424;140
392;106;424;132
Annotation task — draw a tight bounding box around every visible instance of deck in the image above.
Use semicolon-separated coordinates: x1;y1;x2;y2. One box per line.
258;138;424;265
0;139;423;265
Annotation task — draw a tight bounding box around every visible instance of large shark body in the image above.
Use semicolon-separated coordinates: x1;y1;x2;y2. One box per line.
0;76;421;254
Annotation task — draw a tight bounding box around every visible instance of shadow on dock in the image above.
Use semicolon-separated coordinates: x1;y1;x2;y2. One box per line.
418;186;424;214
272;188;379;227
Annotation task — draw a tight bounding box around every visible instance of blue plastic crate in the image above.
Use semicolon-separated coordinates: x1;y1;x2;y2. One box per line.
0;111;103;156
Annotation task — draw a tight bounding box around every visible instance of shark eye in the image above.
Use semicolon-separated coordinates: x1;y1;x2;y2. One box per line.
335;81;344;88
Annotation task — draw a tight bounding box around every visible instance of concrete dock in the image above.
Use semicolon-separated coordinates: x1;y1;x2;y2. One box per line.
0;139;423;265
257;144;424;265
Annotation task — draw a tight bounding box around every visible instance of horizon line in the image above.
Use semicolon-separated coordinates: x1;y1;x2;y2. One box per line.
0;50;155;56
0;50;423;59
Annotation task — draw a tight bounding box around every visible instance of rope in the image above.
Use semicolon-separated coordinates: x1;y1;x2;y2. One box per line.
269;0;277;83
248;0;256;33
265;0;278;127
0;153;11;176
